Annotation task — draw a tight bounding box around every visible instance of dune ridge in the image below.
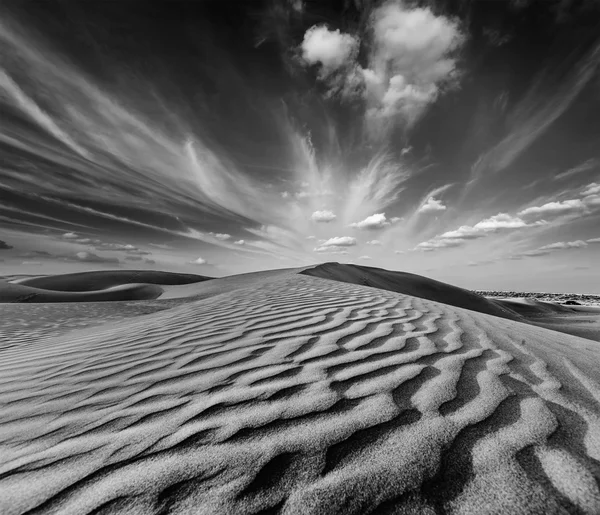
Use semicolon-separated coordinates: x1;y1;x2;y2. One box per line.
0;280;165;303
301;263;521;321
13;270;210;292
1;273;600;514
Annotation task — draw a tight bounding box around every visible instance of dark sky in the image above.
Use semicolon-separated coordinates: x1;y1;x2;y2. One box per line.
1;0;600;291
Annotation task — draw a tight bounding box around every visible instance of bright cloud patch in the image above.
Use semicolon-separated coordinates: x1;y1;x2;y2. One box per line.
189;257;207;265
350;213;389;230
300;25;359;77
320;236;357;247
300;1;465;131
418;197;446;214
310;210;337;222
366;240;382;245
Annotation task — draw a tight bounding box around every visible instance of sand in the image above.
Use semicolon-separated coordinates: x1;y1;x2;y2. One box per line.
1;266;600;514
0;271;210;304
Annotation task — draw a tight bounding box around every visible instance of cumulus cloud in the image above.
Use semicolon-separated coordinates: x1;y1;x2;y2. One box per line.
74;251;119;264
414;213;542;252
62;232;78;239
418;197;446;214
350;213;389;230
234;240;245;245
320;236;357;247
0;240;13;250
300;1;463;133
366;240;382;245
518;199;585;219
310;210;337;223
358;255;372;260
300;26;359;77
189;257;208;265
299;1;464;132
587;237;600;244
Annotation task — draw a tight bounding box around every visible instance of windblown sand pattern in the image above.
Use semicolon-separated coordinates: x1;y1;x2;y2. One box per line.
2;274;600;514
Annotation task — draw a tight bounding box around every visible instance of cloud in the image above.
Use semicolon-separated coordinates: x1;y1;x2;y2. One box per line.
189;257;208;265
62;232;79;239
310;210;337;223
554;159;598;180
587;237;600;244
209;232;231;241
538;240;587;251
518;199;585;219
144;258;156;265
510;239;590;259
350;213;389;230
299;1;465;132
416;239;465;251
418;197;446;214
0;240;13;250
358;255;372;260
21;261;42;266
313;246;349;254
148;243;173;250
472;213;530;230
469;39;600;179
125;256;143;261
364;1;464;128
414;213;541;252
582;183;600;196
320;236;357;247
300;25;359;77
234;240;246;245
366;240;382;245
74;251;119;264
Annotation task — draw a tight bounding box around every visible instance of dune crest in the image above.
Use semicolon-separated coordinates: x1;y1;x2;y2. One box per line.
1;274;600;514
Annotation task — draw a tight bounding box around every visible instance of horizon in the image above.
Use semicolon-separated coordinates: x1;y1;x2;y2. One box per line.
2;0;600;293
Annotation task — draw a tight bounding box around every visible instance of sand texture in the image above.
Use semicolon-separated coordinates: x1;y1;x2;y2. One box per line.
1;272;600;514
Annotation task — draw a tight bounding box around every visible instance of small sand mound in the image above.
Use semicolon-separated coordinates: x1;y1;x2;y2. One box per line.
302;262;520;321
15;270;210;292
1;273;600;514
0;280;164;303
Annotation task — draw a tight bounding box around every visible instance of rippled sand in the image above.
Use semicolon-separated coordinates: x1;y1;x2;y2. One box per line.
1;272;600;514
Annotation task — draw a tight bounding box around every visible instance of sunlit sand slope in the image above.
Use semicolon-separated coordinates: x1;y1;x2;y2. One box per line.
1;274;600;514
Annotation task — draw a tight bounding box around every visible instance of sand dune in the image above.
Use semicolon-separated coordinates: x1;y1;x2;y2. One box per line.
1;270;212;304
13;270;210;292
2;270;600;514
302;262;520;321
0;280;165;303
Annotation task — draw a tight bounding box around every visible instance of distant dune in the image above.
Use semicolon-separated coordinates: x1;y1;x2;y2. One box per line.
302;262;520;321
2;266;600;514
0;280;165;303
14;270;210;291
1;270;212;303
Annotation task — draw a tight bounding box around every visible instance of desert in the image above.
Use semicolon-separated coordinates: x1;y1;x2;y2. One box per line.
2;0;600;513
1;264;600;514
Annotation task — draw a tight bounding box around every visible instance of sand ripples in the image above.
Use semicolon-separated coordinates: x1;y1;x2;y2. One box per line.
1;274;600;514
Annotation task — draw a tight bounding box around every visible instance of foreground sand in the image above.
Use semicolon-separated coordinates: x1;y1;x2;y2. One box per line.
1;271;600;514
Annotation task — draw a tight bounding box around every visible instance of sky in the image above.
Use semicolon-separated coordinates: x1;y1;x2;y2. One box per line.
1;0;600;292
